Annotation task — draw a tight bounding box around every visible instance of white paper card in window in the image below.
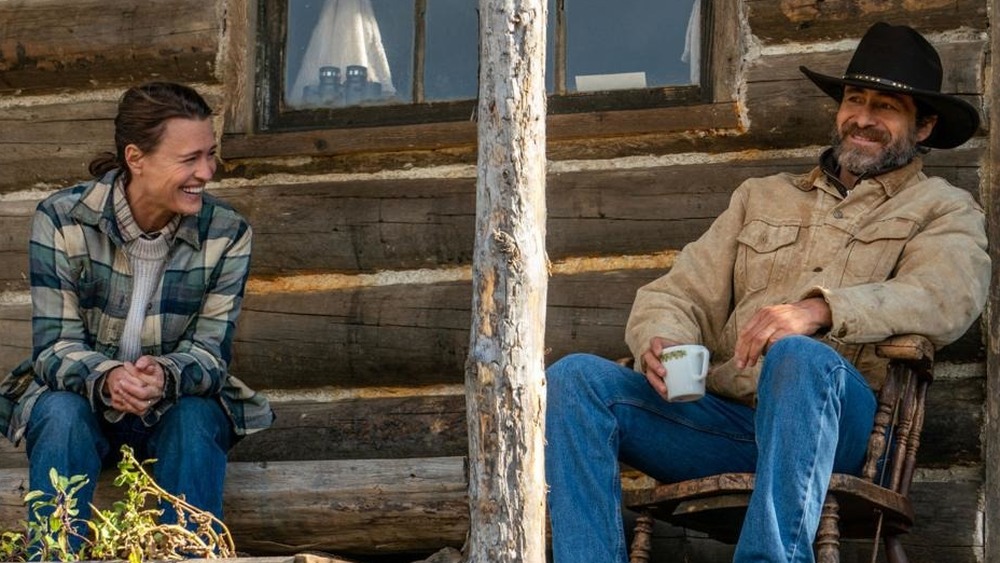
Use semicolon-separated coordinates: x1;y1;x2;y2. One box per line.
574;72;647;93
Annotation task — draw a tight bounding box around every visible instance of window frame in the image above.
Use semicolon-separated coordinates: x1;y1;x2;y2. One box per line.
221;0;741;159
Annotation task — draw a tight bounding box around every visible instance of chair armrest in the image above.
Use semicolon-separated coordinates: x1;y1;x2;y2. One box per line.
874;334;933;363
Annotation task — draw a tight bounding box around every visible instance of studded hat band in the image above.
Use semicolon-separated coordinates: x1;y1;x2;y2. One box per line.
842;74;914;91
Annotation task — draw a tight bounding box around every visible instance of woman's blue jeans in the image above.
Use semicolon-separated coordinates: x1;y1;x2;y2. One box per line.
545;335;877;563
24;391;234;535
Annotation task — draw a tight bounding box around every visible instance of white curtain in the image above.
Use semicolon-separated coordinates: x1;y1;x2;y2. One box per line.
682;0;701;85
288;0;396;106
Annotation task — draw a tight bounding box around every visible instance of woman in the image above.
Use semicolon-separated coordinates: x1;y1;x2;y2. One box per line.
0;82;273;535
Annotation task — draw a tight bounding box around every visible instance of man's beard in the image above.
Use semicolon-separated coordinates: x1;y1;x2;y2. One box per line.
831;122;921;177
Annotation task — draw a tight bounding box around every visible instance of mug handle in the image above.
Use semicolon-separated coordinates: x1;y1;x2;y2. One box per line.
696;349;710;380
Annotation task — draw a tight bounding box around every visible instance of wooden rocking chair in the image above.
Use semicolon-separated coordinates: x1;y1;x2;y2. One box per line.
624;334;934;563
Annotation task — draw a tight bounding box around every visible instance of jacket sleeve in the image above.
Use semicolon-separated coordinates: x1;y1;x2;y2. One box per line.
30;201;122;405
156;222;252;400
815;189;989;347
625;185;747;367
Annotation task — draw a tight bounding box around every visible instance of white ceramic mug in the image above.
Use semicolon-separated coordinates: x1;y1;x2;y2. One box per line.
659;344;710;402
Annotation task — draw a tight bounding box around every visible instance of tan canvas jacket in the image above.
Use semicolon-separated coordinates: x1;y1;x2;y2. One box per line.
625;156;990;405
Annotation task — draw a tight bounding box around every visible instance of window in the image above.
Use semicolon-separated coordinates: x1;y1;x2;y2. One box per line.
256;0;730;133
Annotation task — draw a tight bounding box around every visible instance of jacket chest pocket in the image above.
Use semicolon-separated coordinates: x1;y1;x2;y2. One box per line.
843;218;917;283
736;221;801;294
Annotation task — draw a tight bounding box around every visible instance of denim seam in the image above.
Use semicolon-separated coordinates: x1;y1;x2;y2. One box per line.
603;406;628;561
785;363;843;562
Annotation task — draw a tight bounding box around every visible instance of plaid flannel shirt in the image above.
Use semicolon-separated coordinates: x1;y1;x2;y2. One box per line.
0;170;273;444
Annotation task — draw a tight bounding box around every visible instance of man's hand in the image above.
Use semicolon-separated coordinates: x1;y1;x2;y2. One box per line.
734;297;832;369
640;337;682;400
103;356;166;415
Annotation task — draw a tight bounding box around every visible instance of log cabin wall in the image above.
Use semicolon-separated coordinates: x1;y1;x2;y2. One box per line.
0;1;992;561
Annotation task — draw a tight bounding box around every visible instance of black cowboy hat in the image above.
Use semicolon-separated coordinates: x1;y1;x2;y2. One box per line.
800;22;980;149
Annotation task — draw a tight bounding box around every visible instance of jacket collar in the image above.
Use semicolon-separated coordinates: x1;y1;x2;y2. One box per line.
69;169;204;250
799;148;925;198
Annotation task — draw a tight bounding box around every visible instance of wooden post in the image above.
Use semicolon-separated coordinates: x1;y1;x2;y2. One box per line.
465;0;548;561
985;0;1000;558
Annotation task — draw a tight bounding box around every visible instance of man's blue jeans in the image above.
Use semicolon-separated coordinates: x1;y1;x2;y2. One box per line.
24;391;234;531
545;335;877;563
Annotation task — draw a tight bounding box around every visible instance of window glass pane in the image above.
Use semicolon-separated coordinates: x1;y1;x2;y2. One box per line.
425;0;478;102
566;0;699;92
285;0;414;109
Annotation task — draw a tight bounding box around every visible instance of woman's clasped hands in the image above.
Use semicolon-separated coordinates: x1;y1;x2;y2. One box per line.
103;356;166;415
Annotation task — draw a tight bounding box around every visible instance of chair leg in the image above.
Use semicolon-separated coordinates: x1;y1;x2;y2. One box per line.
884;535;909;563
628;509;654;563
815;494;841;563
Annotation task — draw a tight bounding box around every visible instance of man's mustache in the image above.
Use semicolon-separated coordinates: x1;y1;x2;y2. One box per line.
840;123;890;145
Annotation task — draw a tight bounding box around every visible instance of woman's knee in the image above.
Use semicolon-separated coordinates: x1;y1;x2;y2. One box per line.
27;391;97;438
25;391;104;458
31;390;91;420
154;397;233;451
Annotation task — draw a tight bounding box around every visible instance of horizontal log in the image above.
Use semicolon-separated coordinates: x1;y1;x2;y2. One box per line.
0;457;469;556
1;394;467;469
0;0;217;95
0;302;31;380
229;268;651;390
0;149;983;287
219;102;739;161
0;268;988;392
747;0;987;44
227;395;469;463
0;92;220;196
0;367;982;471
0;459;981;560
212;163;742;276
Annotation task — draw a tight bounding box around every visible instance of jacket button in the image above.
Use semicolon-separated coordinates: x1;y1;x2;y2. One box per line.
837;327;847;338
813;266;823;272
833;210;844;219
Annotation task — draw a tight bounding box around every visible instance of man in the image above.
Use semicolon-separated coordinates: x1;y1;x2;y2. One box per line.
545;22;989;563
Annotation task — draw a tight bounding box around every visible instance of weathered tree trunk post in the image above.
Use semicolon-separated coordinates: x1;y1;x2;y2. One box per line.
465;0;548;561
986;0;1000;557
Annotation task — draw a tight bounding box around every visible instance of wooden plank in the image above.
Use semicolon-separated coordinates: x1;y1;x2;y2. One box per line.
0;303;31;383
0;370;981;468
227;395;469;463
0;441;23;469
0;0;218;95
221;0;256;136
0;460;980;560
228;269;654;390
214;161;756;275
220;102;740;161
1;394;467;469
0;92;218;194
747;42;984;94
0;100;117;196
3;147;979;285
985;1;1000;560
0;264;989;396
0;457;469;556
747;0;987;44
0;199;38;292
920;376;984;467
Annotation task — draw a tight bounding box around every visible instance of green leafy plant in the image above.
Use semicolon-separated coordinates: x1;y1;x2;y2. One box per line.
0;446;235;561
